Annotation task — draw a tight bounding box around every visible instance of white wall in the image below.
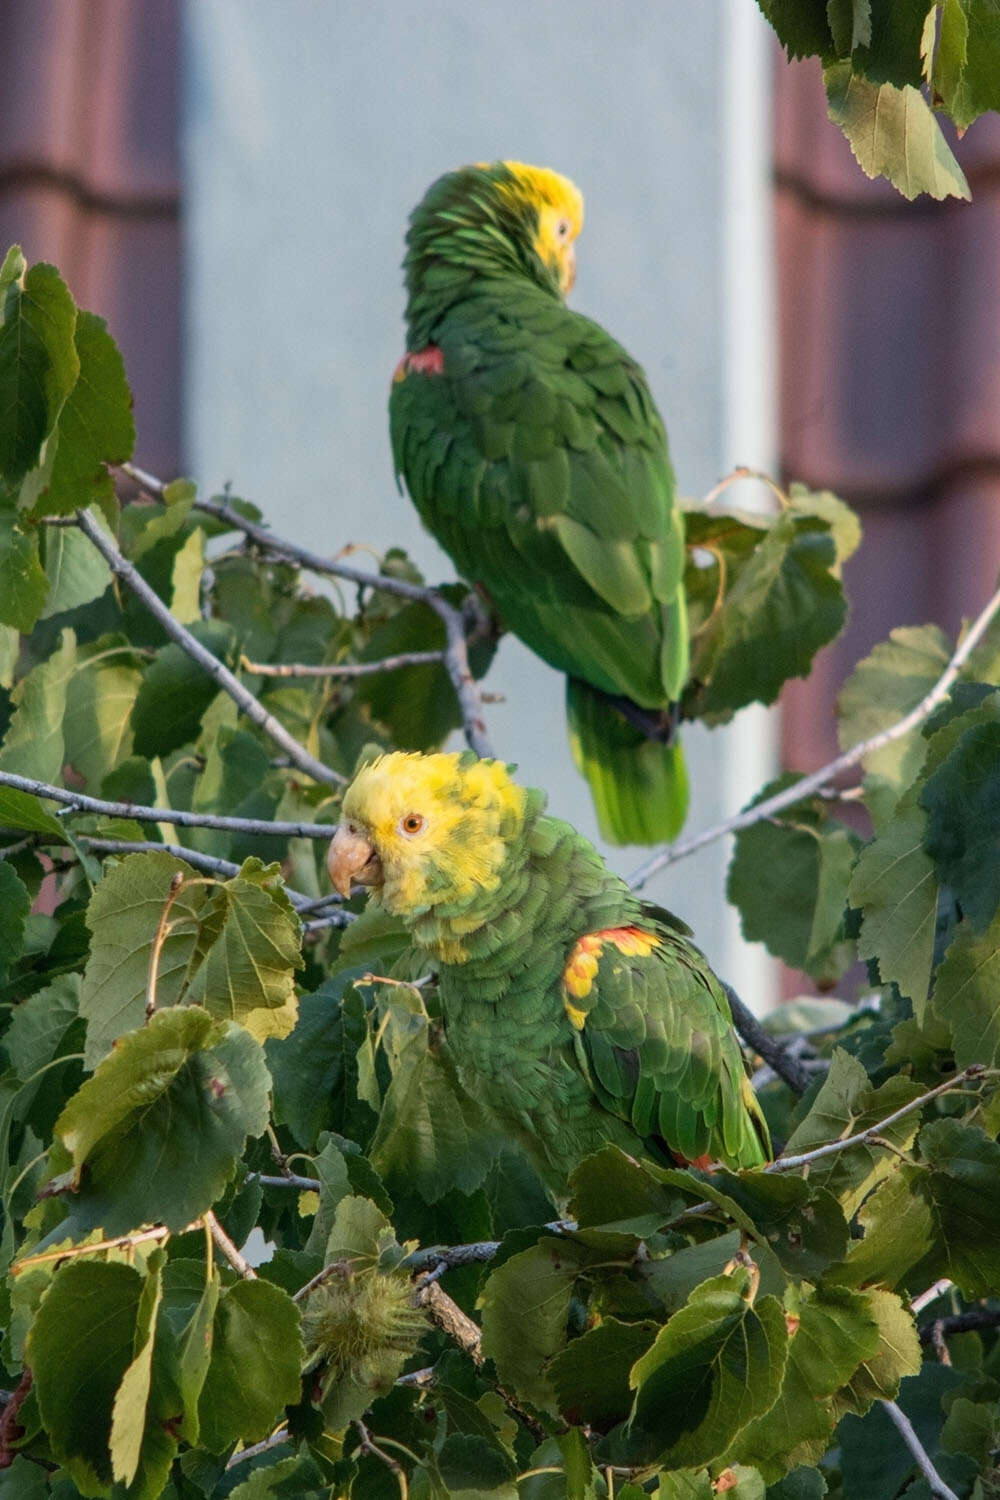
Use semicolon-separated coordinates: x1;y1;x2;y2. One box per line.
181;0;778;1006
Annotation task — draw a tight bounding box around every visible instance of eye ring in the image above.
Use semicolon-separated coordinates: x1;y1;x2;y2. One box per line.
400;813;425;836
556;218;571;239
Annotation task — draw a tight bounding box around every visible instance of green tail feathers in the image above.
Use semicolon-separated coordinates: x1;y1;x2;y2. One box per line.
567;679;689;845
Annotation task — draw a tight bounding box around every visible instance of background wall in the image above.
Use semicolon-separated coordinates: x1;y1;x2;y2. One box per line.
180;0;779;1005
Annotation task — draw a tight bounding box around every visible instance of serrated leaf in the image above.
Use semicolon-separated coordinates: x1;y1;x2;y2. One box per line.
755;1;838;60
836;624;951;825
833;1288;921;1415
109;1253;166;1487
568;1145;690;1237
79;851;210;1064
728;782;856;981
824;61;970;200
0;518;48;631
827;1167;935;1291
170;525;205;624
0;627;76;782
39;517;113;618
28;1259;143;1488
268;971;375;1150
4;972;81;1082
930;903;1000;1069
226;1455;329;1499
921;719;1000;930
185;860;302;1042
61;649;141;792
130;620;238;757
176;1272;220;1445
913;1117;1000;1298
849;796;938;1017
0;256;79;488
732;1284;879;1480
934;0;1000;129
707;1171;850;1281
196;1279;303;1453
0;786;65;836
52;1005;270;1233
30;309;135;517
549;1318;658;1426
480;1238;587;1415
369;1005;501;1200
625;1269;788;1469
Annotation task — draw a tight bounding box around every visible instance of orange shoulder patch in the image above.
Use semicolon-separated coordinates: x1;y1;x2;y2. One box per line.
562;926;660;1027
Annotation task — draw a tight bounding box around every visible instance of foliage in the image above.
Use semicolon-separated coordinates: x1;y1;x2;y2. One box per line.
0;250;997;1500
758;0;1000;201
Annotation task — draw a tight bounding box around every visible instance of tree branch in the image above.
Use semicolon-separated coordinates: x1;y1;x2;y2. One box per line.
628;580;1000;889
880;1399;961;1500
120;463;495;758
722;984;812;1096
415;1279;483;1364
241;650;446;678
0;767;336;840
75;506;345;787
918;1306;1000;1345
206;1210;257;1279
224;1427;290;1471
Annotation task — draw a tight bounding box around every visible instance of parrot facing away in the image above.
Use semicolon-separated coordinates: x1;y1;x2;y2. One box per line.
327;751;770;1192
389;160;690;845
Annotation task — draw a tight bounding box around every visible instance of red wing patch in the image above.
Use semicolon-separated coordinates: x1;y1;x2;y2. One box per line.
392;345;445;383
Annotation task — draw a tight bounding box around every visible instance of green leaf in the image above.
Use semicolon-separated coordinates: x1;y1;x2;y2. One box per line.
438;1432;517;1496
52;1005;270;1233
755;1;837;59
0;255;79;488
733;1285;880;1481
185;859;303;1043
369;1004;501;1201
479;1238;587;1414
849;795;938;1017
176;1272;220;1445
0;786;64;836
833;1289;921;1415
28;1259;143;1489
921;719;1000;930
933;0;1000;129
0;628;76;782
568;1146;690;1237
79;851;210;1065
941;1395;1000;1471
836;624;951;826
686;507;847;719
29;309;135;517
930;903;1000;1068
782;1051;924;1215
706;1171;850;1281
549;1318;658;1425
39;518;114;619
0;860;30;975
109;1252;167;1488
0;518;48;631
196;1279;303;1453
170;526;205;624
61;647;142;791
4;972;81;1083
728;782;856;981
828;1167;935;1291
913;1117;1000;1298
227;1455;330;1499
130;620;238;757
268;974;376;1150
824;61;970;201
626;1269;788;1468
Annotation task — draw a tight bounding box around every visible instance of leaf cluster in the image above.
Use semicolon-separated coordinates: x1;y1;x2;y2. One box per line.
0;251;996;1499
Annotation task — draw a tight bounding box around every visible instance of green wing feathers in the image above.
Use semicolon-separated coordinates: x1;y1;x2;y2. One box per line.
571;924;770;1170
567;678;689;845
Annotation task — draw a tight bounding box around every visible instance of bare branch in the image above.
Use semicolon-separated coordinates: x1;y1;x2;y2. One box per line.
919;1306;1000;1345
75;506;345;787
120;464;495;758
206;1210;257;1279
910;1278;954;1315
225;1427;290;1471
252;1172;323;1191
241;650;446;678
770;1064;991;1174
416;1280;483;1364
352;1420;409;1500
629;580;1000;890
722;984;812;1096
0;767;336;840
880;1400;961;1500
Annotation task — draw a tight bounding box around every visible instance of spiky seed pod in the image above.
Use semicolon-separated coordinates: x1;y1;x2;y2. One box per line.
302;1271;427;1430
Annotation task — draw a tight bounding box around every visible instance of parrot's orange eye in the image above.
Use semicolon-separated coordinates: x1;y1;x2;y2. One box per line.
556;218;571;238
400;813;425;836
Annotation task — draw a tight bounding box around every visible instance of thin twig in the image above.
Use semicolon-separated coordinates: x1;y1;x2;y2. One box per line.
206;1210;257;1279
0;767;336;840
723;984;811;1096
352;1420;409;1500
241;650;446;678
918;1307;1000;1345
880;1400;960;1500
910;1279;954;1315
769;1064;990;1174
629;580;1000;889
292;1260;352;1305
252;1172;322;1192
121;465;494;758
146;870;185;1019
75;506;345;787
225;1427;290;1471
11;1223;175;1273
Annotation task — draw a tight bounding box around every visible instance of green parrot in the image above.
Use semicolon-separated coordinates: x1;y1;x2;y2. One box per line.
389;160;689;845
327;751;769;1191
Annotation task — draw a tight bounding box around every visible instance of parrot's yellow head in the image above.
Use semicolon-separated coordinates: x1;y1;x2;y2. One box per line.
327;751;536;919
404;160;584;314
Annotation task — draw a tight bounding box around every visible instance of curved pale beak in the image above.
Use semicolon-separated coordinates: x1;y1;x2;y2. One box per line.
560;242;576;295
327;825;383;898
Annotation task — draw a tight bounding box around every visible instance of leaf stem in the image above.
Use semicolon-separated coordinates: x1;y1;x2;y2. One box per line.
145;870;185;1019
241;650;446;678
